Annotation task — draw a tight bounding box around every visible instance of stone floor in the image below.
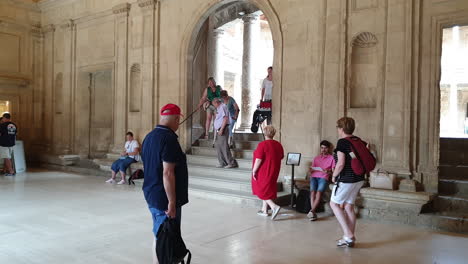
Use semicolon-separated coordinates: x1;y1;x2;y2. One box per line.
1;169;468;264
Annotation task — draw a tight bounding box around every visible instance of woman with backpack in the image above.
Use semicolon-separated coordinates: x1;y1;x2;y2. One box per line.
330;117;369;248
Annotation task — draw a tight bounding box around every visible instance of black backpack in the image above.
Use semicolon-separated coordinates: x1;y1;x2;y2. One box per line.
156;218;192;264
128;169;144;185
295;189;311;214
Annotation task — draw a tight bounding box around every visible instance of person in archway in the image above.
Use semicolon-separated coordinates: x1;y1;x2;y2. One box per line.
198;77;222;139
251;125;284;220
212;97;238;168
261;66;273;103
0;113;17;176
220;90;239;148
105;132;140;185
330;117;365;248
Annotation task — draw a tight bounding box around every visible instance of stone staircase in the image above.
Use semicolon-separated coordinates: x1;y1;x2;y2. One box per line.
426;138;468;233
93;132;290;208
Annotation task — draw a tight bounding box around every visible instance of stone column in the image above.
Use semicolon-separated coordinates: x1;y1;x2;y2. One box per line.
30;24;45;153
42;24;55;152
211;28;225;87
112;3;131;153
59;19;75;154
138;0;158;134
239;14;258;130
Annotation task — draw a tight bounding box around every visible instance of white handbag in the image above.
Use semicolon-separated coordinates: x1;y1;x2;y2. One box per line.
369;169;397;190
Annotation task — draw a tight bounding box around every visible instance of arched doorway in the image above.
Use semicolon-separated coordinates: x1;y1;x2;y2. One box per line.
182;0;283;148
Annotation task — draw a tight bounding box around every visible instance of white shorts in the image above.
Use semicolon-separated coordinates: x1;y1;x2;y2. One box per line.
331;181;364;205
0;147;13;159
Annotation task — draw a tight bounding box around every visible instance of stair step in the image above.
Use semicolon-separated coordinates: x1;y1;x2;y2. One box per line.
188;164;252;181
131;180;289;208
433;195;468;213
439;165;468;180
187;184;291;208
207;132;264;141
187;155;251;169
189;174;282;193
423;212;468;233
198;139;261;150
191;146;253;159
439;179;468;196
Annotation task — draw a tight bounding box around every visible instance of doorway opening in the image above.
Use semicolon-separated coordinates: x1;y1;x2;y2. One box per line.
0;100;10;115
439;25;468;168
439;25;468;138
188;1;274;144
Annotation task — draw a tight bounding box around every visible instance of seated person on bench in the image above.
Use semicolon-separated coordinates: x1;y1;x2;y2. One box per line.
105;131;140;185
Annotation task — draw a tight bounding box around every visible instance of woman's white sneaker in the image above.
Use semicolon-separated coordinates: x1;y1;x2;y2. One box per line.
117;180;126;185
105;178;116;184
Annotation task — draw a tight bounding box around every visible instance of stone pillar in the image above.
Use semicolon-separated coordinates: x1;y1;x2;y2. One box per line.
239;14;258;130
112;3;131;152
59;19;75;154
30;24;45;154
42;24;55;152
211;28;225;87
138;0;158;135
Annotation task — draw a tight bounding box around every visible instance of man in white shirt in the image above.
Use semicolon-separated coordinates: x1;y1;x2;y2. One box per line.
261;66;273;102
212;98;237;169
106;131;140;184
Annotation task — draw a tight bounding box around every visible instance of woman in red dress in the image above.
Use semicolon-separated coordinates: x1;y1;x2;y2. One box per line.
252;125;284;220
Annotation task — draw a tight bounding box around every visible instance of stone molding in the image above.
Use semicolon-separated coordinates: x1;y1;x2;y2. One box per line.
112;3;131;15
42;24;56;33
30;25;43;38
241;14;259;24
59;19;74;30
138;0;158;10
351;32;378;48
212;28;225;38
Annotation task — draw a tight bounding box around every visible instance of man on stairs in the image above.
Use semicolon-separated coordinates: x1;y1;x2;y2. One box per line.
212;97;238;169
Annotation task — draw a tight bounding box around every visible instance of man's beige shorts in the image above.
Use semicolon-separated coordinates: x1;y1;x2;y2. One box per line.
0;147;13;159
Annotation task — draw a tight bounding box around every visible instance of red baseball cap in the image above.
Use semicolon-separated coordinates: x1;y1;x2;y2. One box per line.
160;103;184;116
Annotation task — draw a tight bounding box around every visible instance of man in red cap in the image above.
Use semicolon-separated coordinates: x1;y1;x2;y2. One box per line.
141;103;188;264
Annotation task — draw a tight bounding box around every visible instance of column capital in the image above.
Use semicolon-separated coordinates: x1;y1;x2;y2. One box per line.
59;19;74;30
42;24;56;33
241;14;259;24
138;0;158;10
30;25;43;38
212;28;225;38
112;3;131;15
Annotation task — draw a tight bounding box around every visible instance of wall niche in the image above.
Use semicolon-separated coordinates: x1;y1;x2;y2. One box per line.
348;32;378;108
129;63;141;112
54;73;63;114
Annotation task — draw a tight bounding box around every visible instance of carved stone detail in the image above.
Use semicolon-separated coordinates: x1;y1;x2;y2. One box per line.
59;19;74;30
112;3;131;15
351;32;378;48
42;24;56;33
138;0;157;9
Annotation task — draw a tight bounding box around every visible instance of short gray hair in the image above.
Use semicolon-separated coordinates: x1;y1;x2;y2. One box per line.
213;97;223;103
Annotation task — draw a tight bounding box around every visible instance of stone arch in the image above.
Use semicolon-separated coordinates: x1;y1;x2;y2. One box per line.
180;0;283;147
129;63;141;112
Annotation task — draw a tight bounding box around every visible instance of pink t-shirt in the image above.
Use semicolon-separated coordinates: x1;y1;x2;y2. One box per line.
310;154;336;180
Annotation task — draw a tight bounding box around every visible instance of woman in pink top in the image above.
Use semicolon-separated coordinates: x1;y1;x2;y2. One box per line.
307;140;335;221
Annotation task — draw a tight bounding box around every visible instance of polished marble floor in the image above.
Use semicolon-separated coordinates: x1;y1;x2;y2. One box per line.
0;169;467;264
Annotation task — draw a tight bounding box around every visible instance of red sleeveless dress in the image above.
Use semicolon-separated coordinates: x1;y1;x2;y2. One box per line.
252;140;284;200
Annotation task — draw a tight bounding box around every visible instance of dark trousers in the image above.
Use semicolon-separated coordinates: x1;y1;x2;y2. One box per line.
111;157;136;173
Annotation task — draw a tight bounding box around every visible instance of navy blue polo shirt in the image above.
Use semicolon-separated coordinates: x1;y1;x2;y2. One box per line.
142;125;189;211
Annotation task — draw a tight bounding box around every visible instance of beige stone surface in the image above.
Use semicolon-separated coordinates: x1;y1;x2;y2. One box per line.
1;169;468;264
1;0;468;194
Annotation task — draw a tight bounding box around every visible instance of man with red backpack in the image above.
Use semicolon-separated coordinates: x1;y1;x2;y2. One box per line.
330;117;376;248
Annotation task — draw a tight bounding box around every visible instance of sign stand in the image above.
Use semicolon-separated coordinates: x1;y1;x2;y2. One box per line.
286;152;301;208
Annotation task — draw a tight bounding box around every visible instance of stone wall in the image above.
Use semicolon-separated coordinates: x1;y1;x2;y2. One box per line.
0;0;42;160
5;0;468;193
